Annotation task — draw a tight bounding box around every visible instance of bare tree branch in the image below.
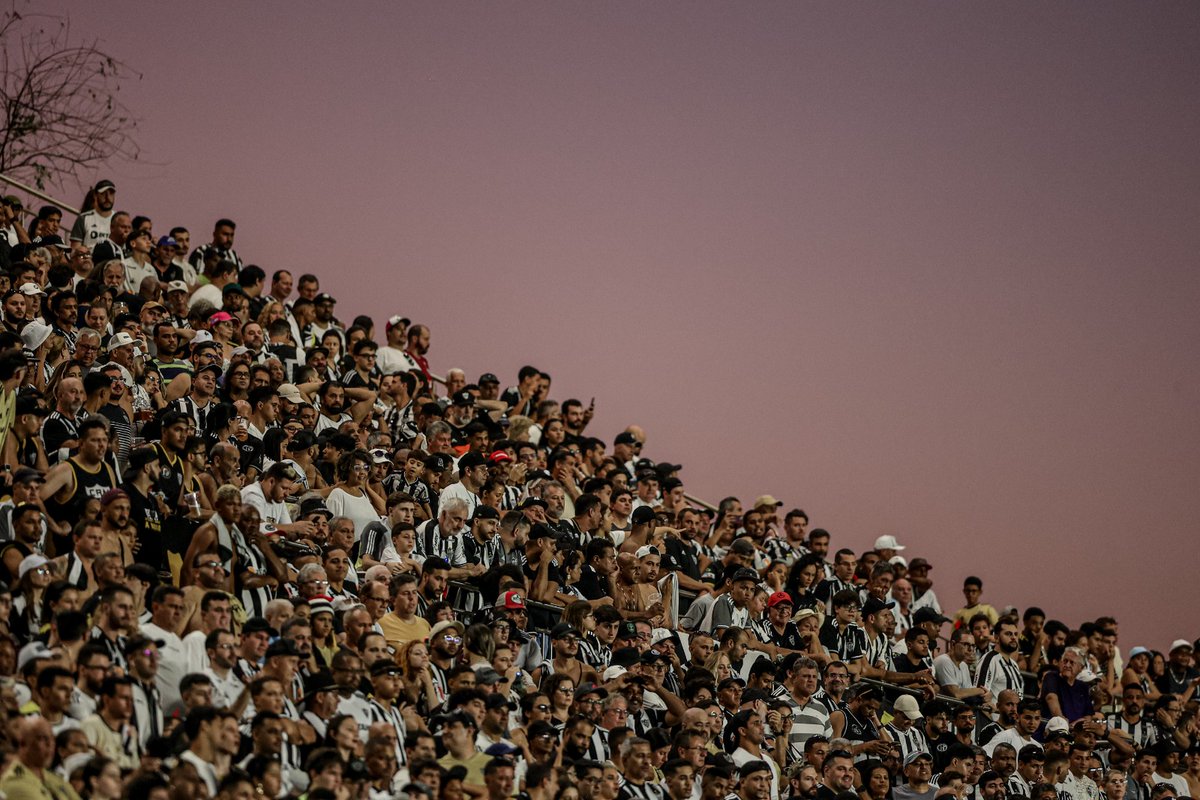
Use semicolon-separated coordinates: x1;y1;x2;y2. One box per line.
0;4;141;190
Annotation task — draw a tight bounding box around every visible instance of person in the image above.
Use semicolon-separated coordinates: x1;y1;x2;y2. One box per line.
859;759;893;800
0;716;82;800
40;418;118;532
1008;745;1046;798
619;737;666;800
976;619;1026;700
1043;647;1095;723
815;749;857;800
323;448;385;543
1060;740;1102;800
884;695;929;766
79;675;141;770
728;710;782;800
438;711;492;788
830;683;893;758
378;572;431;651
776;656;833;762
893;751;937;800
69;179;117;251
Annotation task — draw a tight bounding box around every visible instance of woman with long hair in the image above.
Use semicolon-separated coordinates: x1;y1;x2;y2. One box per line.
260;427;288;472
325;713;363;762
256;300;285;330
203;402;240;449
79;755;123;800
244;755;283;800
463;623;495;671
540;418;566;451
397;639;439;713
563;601;596;640
37;580;79;632
784;554;826;615
45;359;85;407
309;600;338;667
541;672;576;724
219;361;251;405
857;759;893;800
9;557;53;643
558;551;587;602
702;652;734;683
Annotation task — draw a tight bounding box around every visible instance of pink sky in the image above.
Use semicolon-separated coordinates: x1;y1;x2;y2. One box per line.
32;2;1200;650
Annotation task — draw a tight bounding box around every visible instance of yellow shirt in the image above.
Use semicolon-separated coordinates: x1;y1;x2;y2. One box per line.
439;751;494;786
0;759;81;800
378;612;431;652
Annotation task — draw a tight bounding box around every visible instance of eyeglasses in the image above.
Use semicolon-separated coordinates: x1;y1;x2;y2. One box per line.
441;635;462;645
534;704;551;712
199;561;224;570
557;686;574;694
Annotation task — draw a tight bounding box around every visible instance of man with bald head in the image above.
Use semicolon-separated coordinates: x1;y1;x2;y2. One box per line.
0;716;81;798
43;376;87;465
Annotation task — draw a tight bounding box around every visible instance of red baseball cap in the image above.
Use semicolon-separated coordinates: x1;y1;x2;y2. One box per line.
767;591;794;608
495;590;526;610
488;450;513;463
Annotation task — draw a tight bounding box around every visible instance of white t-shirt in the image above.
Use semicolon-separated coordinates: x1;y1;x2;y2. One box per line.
325;487;380;544
188;282;223;310
376;346;416;376
123;258;157;294
70;209;113;248
932;653;972;689
241;482;292;529
141;621;188;711
439;482;479;526
732;747;780;800
983;728;1039;758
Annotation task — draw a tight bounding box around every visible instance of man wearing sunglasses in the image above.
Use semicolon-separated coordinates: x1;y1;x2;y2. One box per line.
429;619;466;702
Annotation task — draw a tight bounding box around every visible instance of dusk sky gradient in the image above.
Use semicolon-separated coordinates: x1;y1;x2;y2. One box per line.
35;1;1200;649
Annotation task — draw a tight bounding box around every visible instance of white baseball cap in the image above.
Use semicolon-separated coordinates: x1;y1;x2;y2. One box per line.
107;331;136;349
874;535;906;551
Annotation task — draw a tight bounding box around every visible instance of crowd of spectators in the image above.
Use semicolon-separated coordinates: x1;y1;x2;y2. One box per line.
0;182;1195;800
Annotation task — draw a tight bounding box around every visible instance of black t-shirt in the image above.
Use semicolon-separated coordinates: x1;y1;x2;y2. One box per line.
123;481;166;573
574;564;609;601
700;557;730;588
238;434;264;476
341;369;378;392
769;621;807;651
449;420;471;448
928;731;957;771
151;443;186;509
153;262;184;283
41;413;80;458
661;536;701;580
894;652;932;674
